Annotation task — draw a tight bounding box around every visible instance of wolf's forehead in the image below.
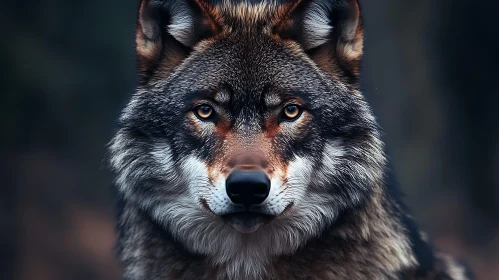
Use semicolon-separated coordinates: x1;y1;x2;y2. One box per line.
202;86;285;106
221;88;284;107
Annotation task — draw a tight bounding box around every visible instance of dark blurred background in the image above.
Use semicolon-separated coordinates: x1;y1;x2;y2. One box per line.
2;0;498;279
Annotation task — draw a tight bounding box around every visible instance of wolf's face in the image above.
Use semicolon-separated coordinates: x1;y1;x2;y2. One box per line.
111;0;385;276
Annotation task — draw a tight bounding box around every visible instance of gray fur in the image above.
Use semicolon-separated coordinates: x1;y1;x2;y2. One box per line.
109;1;472;279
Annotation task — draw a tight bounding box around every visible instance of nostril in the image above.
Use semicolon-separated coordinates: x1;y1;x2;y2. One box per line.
253;183;268;195
228;184;242;195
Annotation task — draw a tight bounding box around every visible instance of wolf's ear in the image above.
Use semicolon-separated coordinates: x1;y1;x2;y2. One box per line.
275;0;363;78
136;0;221;78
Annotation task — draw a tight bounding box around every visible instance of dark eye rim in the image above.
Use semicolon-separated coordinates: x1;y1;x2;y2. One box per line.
194;104;216;121
281;104;303;121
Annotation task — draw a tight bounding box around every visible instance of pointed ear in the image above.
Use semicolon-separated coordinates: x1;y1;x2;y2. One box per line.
136;0;222;79
275;0;363;79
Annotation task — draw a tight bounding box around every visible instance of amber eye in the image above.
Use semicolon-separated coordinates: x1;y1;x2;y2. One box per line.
195;105;214;120
282;105;302;120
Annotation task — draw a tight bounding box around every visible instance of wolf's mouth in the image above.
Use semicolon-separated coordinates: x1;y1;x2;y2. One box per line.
222;212;274;233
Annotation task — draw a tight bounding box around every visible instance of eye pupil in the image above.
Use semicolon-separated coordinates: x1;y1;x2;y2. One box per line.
196;105;213;119
283;105;301;120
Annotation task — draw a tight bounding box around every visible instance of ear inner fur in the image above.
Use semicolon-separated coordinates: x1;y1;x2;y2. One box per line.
135;0;224;79
273;0;364;80
136;0;163;73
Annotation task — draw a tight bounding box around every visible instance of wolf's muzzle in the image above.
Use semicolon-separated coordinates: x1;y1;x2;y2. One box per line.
226;169;270;207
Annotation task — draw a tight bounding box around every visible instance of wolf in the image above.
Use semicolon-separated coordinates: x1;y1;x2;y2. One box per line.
109;0;472;279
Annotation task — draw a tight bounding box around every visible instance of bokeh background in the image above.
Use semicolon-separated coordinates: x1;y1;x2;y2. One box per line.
2;0;498;279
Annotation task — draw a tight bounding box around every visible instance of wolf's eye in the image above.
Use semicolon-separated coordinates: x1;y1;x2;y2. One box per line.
195;105;214;120
282;105;302;121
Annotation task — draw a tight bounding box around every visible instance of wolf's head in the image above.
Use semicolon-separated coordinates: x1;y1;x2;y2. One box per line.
110;0;385;276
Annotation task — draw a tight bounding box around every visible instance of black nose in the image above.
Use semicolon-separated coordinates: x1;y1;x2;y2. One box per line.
226;169;270;207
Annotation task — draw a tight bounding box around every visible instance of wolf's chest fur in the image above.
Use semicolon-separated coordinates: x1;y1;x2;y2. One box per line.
110;0;472;279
